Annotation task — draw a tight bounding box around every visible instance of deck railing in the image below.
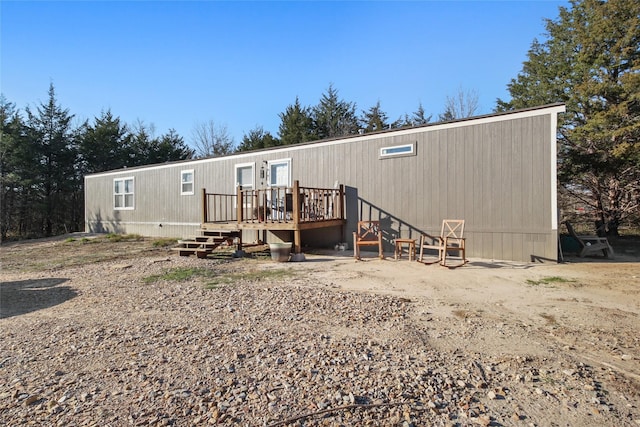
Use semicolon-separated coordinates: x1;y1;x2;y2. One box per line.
201;180;345;225
201;191;237;223
298;185;344;222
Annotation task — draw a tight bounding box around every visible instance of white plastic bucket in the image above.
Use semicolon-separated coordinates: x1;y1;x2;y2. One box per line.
269;243;292;262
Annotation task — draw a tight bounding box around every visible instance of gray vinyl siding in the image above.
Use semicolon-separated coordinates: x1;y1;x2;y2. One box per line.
85;105;563;262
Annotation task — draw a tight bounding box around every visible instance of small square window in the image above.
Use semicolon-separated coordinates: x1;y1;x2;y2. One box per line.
181;170;194;195
235;163;255;189
114;177;134;210
269;159;291;187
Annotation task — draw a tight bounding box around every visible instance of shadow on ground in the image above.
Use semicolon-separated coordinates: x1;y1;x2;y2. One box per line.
0;278;75;319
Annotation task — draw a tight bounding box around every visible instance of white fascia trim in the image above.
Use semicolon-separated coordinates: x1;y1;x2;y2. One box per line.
550;107;564;230
87;105;567;179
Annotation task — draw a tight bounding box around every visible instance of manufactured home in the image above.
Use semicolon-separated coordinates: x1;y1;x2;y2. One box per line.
84;103;565;262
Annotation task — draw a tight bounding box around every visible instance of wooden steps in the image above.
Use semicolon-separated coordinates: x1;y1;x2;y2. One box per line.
172;230;241;258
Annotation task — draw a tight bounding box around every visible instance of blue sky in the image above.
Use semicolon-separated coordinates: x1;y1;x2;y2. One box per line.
1;1;567;147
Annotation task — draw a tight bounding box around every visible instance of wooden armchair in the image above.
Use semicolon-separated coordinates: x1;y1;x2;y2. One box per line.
564;221;613;258
353;220;384;260
418;219;467;267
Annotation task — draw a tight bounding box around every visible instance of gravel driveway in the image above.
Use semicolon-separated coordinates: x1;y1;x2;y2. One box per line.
1;235;638;426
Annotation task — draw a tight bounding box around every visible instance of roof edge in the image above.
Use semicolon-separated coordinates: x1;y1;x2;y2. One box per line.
85;103;566;178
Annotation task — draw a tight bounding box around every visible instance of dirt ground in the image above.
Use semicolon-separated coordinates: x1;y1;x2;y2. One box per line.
314;248;640;379
1;234;639;426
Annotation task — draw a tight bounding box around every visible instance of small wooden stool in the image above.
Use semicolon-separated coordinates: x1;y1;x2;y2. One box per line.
394;238;416;261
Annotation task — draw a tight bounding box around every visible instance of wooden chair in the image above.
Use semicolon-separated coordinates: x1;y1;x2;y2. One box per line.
564;221;613;258
418;219;467;267
353;220;384;260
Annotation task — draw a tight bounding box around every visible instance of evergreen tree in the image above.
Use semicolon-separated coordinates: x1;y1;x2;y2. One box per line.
128;123;193;166
312;84;359;139
78;110;132;174
438;106;456;122
497;0;640;234
411;103;432;126
237;126;280;152
3;87;195;239
24;84;80;236
361;101;389;133
278;97;315;145
0;96;29;240
373;103;430;130
155;129;194;163
128;122;155;166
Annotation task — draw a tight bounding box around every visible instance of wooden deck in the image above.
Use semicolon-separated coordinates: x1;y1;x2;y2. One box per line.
200;180;346;253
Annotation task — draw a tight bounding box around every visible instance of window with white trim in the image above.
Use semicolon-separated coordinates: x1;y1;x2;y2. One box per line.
379;142;416;159
268;158;291;187
235;163;255;189
114;177;134;210
181;169;194;195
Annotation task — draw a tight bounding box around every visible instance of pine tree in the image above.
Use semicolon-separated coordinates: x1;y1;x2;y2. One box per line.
155;129;194;163
24;84;79;236
78;110;132;174
278;97;315;145
361;101;390;133
312;84;359;139
237;126;280;152
411;103;432;126
129;123;193;166
0;96;28;240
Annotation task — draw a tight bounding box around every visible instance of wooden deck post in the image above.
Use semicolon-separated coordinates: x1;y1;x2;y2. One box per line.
338;184;345;240
293;180;302;253
201;188;207;223
262;192;268;223
292;180;300;224
236;186;243;223
338;184;345;220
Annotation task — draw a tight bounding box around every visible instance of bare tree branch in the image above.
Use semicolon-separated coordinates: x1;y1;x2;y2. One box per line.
440;87;480;120
191;120;234;158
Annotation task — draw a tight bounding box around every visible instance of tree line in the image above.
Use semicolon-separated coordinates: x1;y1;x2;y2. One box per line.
0;85;194;240
1;0;638;240
0;83;460;241
194;83;446;156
